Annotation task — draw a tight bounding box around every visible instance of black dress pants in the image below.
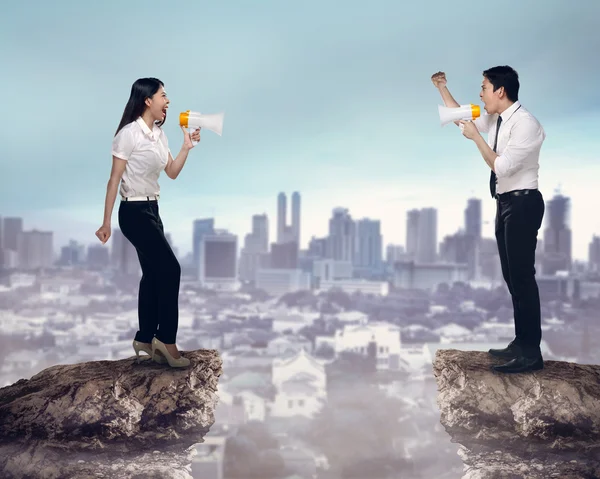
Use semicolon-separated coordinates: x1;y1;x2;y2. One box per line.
495;189;545;357
118;199;181;344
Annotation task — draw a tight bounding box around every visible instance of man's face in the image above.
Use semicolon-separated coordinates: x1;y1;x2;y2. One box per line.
480;76;502;114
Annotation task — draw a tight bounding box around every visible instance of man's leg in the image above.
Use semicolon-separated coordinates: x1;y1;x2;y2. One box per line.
503;192;545;357
494;198;521;344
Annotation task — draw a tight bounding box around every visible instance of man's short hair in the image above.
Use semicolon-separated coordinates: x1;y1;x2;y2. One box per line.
483;65;519;102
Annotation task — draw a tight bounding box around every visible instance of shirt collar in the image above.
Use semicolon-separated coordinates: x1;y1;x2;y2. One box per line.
499;101;521;122
135;117;158;139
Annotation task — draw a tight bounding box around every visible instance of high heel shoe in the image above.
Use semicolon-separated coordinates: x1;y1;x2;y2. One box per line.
151;337;190;368
133;340;165;363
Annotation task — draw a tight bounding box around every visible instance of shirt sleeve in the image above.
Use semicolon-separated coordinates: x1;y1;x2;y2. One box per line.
494;118;545;178
474;113;495;133
111;127;135;160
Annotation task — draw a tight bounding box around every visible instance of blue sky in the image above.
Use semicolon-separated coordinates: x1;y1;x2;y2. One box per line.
1;0;599;260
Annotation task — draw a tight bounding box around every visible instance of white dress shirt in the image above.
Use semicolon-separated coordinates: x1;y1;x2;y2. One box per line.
474;101;545;194
111;117;172;198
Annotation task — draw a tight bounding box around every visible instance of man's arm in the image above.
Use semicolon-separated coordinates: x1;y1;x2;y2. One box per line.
431;72;462;126
438;85;460;109
472;135;498;171
464;118;543;174
494;119;544;178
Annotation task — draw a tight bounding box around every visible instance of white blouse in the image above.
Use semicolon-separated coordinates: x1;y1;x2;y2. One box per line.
111;117;171;198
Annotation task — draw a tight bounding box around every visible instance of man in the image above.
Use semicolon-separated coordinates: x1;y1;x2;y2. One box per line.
431;66;546;374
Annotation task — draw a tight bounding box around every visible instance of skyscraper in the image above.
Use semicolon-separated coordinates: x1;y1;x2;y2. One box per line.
193;218;215;279
417;208;437;263
406;209;420;259
355;218;383;272
277;193;286;244
543;193;572;274
239;214;270;282
328;207;355;262
2;217;23;252
291;191;300;246
406;208;437;263
465;198;482;240
252;214;269;253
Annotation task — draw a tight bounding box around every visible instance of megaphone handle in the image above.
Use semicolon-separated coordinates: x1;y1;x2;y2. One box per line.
188;127;199;146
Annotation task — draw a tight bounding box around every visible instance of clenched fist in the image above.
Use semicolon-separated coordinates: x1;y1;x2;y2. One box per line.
431;71;447;89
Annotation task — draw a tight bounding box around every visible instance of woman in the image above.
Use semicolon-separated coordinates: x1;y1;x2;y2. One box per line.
95;77;200;368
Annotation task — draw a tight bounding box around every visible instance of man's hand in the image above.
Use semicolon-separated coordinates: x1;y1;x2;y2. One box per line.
431;71;447;89
459;120;480;140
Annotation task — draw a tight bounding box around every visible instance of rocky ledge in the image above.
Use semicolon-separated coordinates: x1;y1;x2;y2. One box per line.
0;349;222;479
433;349;600;479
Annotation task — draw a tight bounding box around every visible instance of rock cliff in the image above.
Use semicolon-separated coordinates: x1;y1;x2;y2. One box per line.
0;349;222;479
433;349;600;479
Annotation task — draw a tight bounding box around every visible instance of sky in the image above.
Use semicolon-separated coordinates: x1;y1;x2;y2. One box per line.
1;0;599;260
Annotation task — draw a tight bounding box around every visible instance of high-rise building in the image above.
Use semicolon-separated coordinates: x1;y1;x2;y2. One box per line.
193;218;215;279
291;191;300;246
239;214;270;282
3;217;23;252
277;192;301;247
199;230;238;290
543;193;572;274
308;236;328;258
253;214;269;252
417;208;437;263
277;193;286;244
17;230;54;270
327;207;355;263
271;241;298;269
355;218;383;273
87;244;110;271
405;208;437;263
465;198;482;240
589;236;600;273
111;228;140;275
406;209;420;259
59;240;86;266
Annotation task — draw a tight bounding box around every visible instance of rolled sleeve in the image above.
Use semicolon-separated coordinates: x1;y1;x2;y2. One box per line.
111;127;135;160
494;119;544;178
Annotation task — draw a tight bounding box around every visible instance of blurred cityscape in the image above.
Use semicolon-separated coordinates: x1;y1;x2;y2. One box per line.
2;189;600;479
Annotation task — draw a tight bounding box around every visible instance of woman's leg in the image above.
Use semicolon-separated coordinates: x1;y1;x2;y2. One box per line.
118;201;181;345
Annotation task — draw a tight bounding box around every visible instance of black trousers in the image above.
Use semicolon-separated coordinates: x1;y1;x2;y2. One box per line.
118;199;181;344
495;189;545;356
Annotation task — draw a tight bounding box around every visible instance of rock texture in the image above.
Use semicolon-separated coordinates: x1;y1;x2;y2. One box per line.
433;349;600;479
0;349;222;479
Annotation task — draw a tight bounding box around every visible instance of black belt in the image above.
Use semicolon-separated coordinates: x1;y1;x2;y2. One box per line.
495;189;538;200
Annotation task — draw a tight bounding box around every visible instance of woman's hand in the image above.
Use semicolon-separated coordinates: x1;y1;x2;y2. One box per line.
181;126;201;150
95;223;111;244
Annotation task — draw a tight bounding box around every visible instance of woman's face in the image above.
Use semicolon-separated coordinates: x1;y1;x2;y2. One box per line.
146;86;170;121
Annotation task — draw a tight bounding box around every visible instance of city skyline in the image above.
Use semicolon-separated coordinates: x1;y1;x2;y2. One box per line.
0;188;592;266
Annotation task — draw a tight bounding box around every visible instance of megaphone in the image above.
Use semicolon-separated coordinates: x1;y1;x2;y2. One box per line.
179;110;225;144
438;104;485;127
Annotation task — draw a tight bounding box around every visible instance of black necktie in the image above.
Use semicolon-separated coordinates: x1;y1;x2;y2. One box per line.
489;115;502;198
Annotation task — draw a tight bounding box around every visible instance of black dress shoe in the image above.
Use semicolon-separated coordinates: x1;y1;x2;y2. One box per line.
492;355;544;374
488;341;522;359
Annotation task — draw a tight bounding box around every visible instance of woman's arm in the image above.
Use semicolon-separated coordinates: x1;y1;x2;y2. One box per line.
102;156;127;225
164;146;192;180
164;126;200;179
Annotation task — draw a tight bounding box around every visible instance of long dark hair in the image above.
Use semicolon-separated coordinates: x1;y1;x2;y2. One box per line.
115;78;165;136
